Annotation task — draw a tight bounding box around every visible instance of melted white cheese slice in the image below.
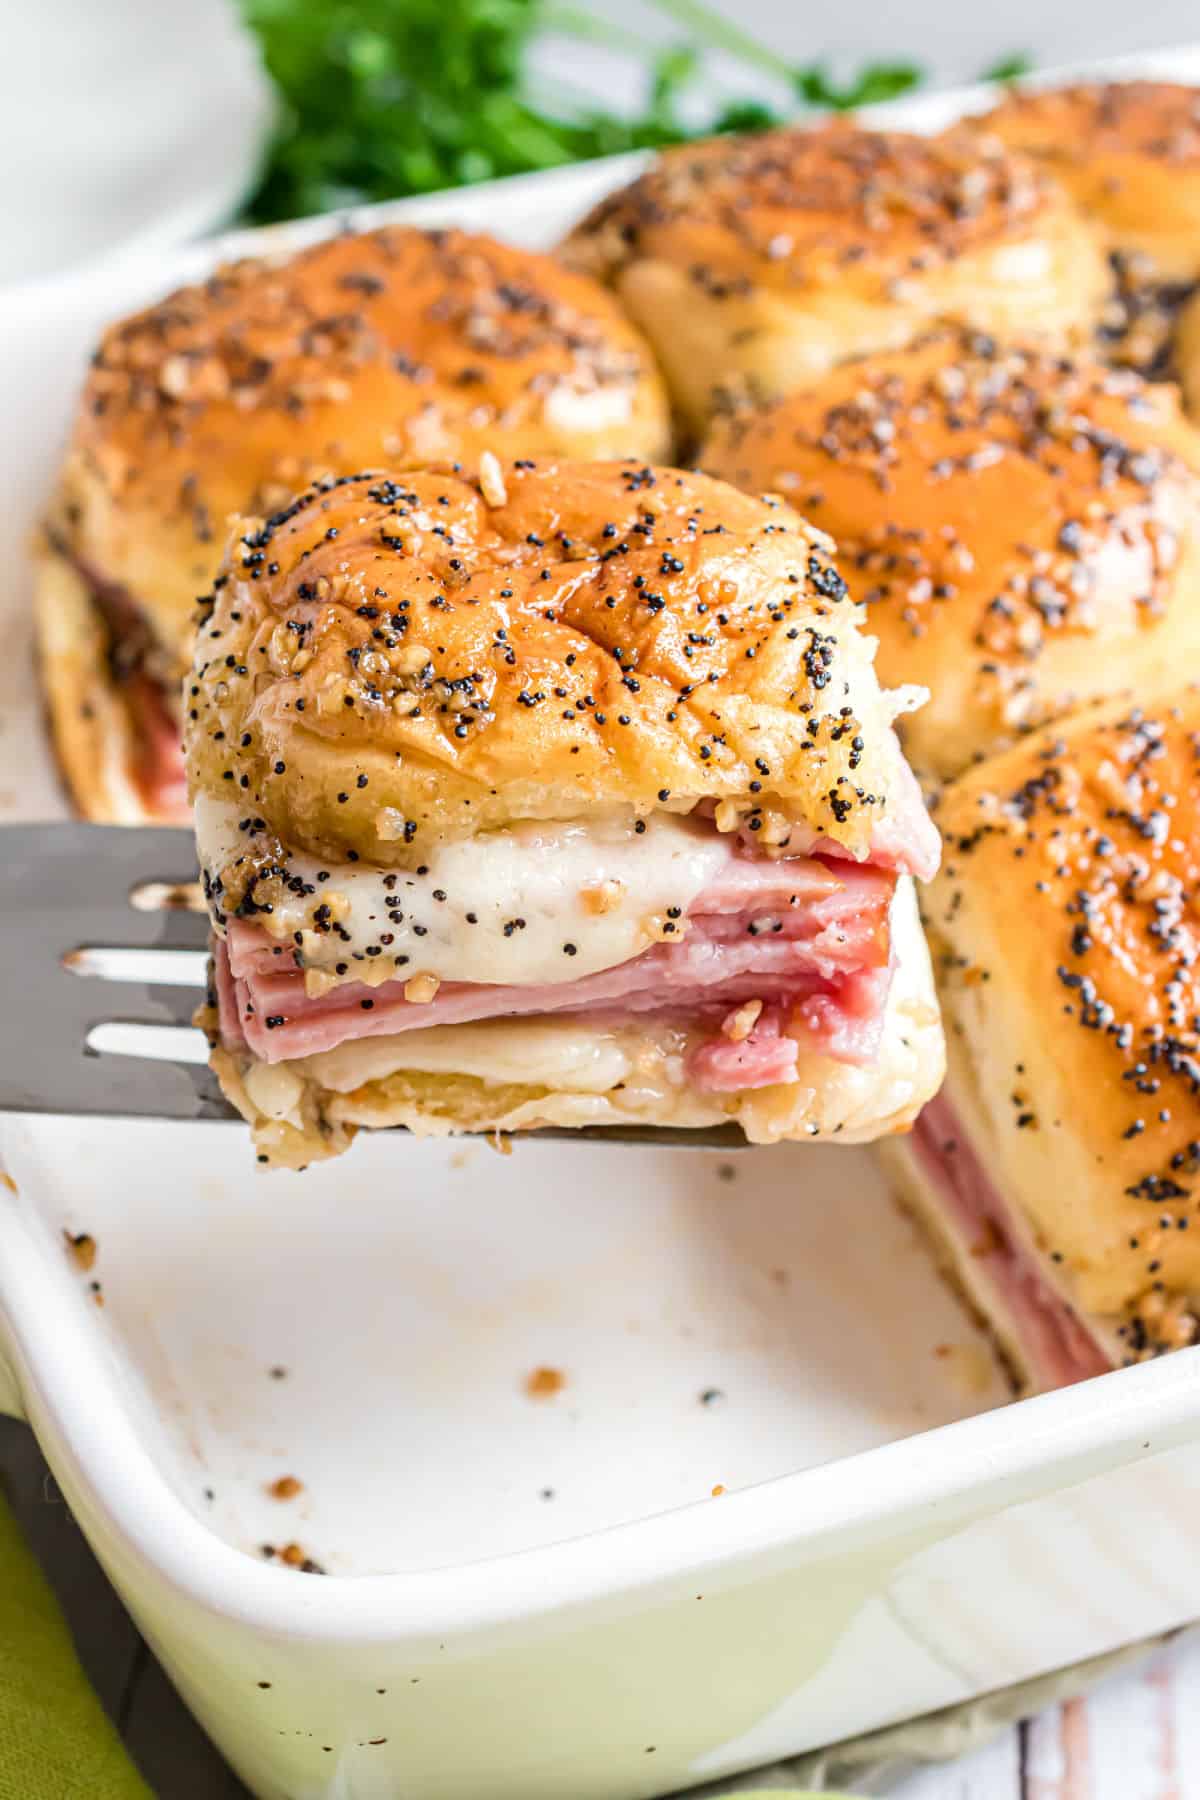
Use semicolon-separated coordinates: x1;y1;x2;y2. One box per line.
195;795;732;987
299;1016;675;1094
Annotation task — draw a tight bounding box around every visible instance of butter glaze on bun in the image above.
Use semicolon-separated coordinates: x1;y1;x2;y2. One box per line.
979;81;1200;279
561;122;1109;436
40;226;672;821
704;330;1200;781
185;459;930;870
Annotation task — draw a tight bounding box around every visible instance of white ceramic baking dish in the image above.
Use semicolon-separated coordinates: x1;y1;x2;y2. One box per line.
5;44;1200;1800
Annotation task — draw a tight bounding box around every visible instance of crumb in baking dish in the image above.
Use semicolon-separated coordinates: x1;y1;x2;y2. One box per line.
62;1229;96;1271
267;1475;304;1500
262;1541;325;1573
524;1366;566;1399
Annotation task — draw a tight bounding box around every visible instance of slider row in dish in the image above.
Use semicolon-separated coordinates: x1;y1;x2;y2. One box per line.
29;76;1200;1400
44;80;1200;834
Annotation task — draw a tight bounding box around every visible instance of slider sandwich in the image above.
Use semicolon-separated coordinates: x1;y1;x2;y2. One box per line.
561;121;1108;439
704;329;1200;782
883;691;1200;1393
185;460;944;1166
38;226;672;823
980;81;1200;283
980;81;1200;382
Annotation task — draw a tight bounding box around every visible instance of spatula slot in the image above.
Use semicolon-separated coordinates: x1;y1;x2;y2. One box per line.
61;946;209;987
85;1022;210;1064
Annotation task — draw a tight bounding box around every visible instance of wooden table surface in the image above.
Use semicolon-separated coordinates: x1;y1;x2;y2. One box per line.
4;1413;1195;1800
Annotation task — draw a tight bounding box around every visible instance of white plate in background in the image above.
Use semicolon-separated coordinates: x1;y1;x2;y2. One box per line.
3;0;271;287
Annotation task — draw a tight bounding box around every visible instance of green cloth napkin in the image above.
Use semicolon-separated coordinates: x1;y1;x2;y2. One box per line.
0;1490;151;1799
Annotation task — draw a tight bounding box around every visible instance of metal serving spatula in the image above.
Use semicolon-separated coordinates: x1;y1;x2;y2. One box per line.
0;825;746;1146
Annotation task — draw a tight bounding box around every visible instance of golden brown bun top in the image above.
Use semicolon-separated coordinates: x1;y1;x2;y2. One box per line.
980;81;1200;274
982;80;1200;169
564;121;1066;295
703;330;1200;779
55;226;673;667
932;690;1200;1336
185;459;919;868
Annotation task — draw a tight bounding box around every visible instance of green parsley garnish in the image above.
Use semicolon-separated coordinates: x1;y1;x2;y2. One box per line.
238;0;1026;224
980;52;1034;83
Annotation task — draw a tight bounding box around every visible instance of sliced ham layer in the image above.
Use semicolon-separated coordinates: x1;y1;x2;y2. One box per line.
216;853;899;1091
910;1093;1112;1391
855;753;940;884
687;1003;810;1092
720;751;939;884
125;672;188;821
72;556;189;822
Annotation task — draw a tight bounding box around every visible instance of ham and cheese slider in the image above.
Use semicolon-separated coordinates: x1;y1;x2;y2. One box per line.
703;330;1200;782
38;226;671;825
185;459;943;1167
980;82;1200;283
560;121;1108;439
883;691;1200;1394
980;82;1200;381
